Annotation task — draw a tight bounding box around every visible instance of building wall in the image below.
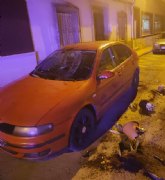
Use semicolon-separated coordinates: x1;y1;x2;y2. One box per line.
133;0;165;49
67;0;132;41
26;0;65;60
0;0;63;87
0;52;37;87
0;0;38;87
135;0;165;14
0;0;133;88
26;0;133;58
1;0;164;87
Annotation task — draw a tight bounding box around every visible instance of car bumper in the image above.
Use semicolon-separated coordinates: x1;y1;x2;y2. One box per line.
153;48;165;54
0;120;71;160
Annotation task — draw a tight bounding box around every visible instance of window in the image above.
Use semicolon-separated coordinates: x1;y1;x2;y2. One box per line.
55;4;80;47
142;12;153;36
93;6;105;40
112;44;132;65
98;48;116;73
154;15;163;33
117;11;127;40
133;7;140;38
1;0;34;56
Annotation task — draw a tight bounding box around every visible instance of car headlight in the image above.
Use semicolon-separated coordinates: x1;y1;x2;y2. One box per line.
13;124;53;137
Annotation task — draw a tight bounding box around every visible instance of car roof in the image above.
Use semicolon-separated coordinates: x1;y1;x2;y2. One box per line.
64;41;119;50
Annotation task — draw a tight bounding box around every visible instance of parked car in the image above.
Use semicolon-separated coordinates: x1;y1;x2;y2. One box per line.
153;38;165;54
0;41;139;160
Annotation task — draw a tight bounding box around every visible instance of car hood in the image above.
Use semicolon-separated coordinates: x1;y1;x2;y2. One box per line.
0;76;88;126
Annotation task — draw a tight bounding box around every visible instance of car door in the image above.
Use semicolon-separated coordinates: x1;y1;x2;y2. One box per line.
94;47;122;117
111;44;135;92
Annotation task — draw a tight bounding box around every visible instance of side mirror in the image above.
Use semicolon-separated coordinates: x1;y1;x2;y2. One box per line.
97;70;114;80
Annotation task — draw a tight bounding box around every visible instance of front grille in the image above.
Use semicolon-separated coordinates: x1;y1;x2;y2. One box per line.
0;123;15;134
24;149;50;158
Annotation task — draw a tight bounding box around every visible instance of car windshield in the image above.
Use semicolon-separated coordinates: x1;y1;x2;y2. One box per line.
30;49;96;81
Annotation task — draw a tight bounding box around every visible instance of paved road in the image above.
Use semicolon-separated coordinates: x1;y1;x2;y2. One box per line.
0;52;165;180
139;52;165;85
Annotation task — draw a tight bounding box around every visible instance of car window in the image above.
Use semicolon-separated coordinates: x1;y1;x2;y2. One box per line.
112;44;132;65
31;49;96;81
98;48;116;73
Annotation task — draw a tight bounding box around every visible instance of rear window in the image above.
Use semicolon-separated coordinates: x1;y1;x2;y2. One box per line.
112;44;132;64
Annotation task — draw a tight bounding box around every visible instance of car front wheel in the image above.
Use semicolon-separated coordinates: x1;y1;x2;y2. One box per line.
69;108;96;151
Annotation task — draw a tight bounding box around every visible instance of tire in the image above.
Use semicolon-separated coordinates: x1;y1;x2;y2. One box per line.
69;108;96;151
153;50;157;54
131;69;139;100
132;69;139;90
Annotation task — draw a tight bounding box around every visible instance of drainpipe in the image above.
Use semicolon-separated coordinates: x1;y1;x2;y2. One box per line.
132;0;135;39
131;0;135;48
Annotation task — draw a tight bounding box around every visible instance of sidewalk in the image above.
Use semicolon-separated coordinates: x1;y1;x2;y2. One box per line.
135;46;153;57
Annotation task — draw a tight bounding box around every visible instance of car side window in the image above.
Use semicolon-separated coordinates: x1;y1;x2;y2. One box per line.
98;48;116;73
112;44;132;65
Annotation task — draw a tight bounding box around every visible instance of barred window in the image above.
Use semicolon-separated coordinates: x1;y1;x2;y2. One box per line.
141;12;153;36
154;15;163;33
55;3;80;47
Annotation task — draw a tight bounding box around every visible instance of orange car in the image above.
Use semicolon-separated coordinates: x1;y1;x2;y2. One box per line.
0;41;139;160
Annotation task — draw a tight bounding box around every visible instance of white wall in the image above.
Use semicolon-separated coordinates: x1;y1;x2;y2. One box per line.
26;0;63;60
0;53;37;87
0;0;133;87
68;0;132;41
0;0;62;87
135;0;165;14
26;0;133;58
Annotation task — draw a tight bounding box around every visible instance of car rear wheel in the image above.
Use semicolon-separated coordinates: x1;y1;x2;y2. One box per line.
132;69;139;89
131;69;139;99
69;108;96;151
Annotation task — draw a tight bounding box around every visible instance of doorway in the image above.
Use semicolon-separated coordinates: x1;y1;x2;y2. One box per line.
93;6;105;40
117;11;127;41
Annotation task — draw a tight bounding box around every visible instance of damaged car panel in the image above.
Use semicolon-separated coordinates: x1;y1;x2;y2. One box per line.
0;41;139;160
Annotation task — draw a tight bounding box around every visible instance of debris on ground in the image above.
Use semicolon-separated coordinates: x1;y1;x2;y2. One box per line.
110;121;145;156
139;100;155;115
129;103;138;112
82;148;96;158
157;85;165;96
72;54;165;180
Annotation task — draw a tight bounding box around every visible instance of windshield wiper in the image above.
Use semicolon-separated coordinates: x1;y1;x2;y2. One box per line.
30;72;40;78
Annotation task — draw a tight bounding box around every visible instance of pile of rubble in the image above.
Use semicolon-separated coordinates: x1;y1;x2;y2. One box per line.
79;85;165;180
